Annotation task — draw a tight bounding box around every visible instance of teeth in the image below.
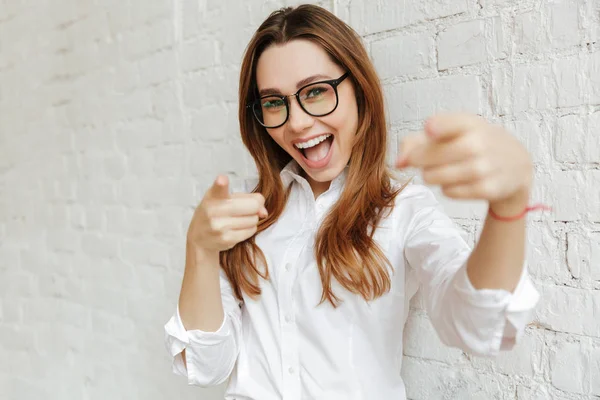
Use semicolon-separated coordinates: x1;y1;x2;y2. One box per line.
294;134;331;149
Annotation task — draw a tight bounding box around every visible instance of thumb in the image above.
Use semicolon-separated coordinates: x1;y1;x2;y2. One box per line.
208;175;230;199
395;133;427;168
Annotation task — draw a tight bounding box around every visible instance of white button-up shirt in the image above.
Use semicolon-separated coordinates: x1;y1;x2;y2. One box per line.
164;161;540;400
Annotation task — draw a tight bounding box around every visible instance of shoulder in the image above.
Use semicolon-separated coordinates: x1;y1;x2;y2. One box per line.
390;178;440;213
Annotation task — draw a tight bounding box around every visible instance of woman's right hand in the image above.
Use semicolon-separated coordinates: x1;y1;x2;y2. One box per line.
187;175;268;253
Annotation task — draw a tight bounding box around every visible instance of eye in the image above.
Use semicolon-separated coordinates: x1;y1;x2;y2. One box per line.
306;86;328;98
262;98;285;109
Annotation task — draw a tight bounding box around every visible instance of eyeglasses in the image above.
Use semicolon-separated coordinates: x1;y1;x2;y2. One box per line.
247;72;349;129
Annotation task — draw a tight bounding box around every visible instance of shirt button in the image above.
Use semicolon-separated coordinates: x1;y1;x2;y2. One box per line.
284;314;292;323
288;366;294;374
285;263;291;271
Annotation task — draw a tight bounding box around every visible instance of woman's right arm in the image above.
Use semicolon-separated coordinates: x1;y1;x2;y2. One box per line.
164;175;266;387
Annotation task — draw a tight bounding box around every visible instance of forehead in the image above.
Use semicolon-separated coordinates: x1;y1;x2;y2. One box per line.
255;39;341;92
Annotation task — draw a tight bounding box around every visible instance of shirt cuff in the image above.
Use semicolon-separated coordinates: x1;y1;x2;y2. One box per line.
452;261;540;354
163;305;230;376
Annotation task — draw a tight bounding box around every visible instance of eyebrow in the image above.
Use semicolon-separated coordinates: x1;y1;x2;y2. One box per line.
258;74;332;97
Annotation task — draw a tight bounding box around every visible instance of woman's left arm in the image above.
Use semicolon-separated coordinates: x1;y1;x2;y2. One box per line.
397;113;540;293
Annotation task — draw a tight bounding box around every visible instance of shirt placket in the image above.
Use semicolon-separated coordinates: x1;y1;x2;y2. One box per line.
279;233;303;400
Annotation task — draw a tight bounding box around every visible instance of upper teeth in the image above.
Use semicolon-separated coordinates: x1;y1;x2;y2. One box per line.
294;134;331;149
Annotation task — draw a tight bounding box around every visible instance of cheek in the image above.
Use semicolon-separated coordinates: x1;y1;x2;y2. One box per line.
266;128;287;148
330;103;358;144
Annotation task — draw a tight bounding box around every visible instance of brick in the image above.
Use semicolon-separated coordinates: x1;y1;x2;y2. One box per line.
46;228;80;253
0;272;35;298
401;357;513;399
552;170;586;221
104;154;127;180
118;19;176;58
489;16;509;60
181;38;218;72
590;171;600;222
190;102;238;141
81;233;119;259
84;284;127;315
181;0;203;39
371;32;434;79
438;20;486;70
127;0;172;28
220;26;257;65
535;284;597;336
591;344;600;396
548;2;582;49
1;297;22;324
525;223;569;284
183;67;239;109
77;181;116;206
588;51;600;104
550;338;587;395
137;49;178;87
553;57;586;107
556;112;600;163
114;118;163;150
512;64;557;113
386;75;482;124
469;329;543;377
347;0;469;36
151;145;187;178
514;11;546;55
120;238;169;267
503;117;553;165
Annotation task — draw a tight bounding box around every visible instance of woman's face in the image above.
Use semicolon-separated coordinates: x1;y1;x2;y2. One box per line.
255;39;359;195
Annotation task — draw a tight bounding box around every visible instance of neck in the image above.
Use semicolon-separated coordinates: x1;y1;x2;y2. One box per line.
302;171;331;199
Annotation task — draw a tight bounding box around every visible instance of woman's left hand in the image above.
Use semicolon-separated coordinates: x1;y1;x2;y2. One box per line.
395;113;533;212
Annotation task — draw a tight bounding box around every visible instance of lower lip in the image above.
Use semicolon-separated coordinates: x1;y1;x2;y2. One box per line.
297;136;334;170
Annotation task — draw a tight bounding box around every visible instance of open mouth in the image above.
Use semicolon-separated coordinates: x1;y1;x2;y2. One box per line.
294;134;334;169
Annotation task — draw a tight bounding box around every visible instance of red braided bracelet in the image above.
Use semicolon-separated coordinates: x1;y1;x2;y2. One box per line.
488;203;552;222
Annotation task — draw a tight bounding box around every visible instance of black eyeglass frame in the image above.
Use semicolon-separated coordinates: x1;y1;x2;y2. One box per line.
246;72;350;129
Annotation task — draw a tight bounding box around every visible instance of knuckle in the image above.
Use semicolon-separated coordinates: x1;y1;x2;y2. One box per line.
255;194;266;207
464;135;484;156
208;217;220;233
202;204;215;220
479;180;495;197
472;159;489;179
219;231;230;244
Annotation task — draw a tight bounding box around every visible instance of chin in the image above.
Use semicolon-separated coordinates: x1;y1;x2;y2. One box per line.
301;158;346;182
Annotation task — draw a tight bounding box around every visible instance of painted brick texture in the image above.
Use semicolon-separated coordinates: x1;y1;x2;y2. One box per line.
0;1;598;399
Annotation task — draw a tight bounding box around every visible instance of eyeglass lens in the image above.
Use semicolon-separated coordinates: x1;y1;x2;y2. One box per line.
254;81;338;128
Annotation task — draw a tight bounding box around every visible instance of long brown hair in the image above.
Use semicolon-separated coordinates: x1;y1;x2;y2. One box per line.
220;4;408;306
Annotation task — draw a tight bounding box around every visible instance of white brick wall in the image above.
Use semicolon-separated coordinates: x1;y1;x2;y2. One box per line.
0;1;598;399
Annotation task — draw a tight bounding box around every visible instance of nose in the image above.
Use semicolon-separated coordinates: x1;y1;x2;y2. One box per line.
286;96;314;133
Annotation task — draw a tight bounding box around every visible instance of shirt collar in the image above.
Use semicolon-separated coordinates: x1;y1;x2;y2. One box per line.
280;159;349;193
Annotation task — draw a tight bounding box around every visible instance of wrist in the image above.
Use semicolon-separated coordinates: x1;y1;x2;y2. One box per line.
489;186;531;218
186;238;220;265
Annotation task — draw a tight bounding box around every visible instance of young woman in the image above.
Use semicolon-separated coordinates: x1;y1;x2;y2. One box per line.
165;4;544;399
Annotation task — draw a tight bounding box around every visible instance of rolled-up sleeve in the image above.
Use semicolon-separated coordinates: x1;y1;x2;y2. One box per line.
164;268;243;386
402;185;540;356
